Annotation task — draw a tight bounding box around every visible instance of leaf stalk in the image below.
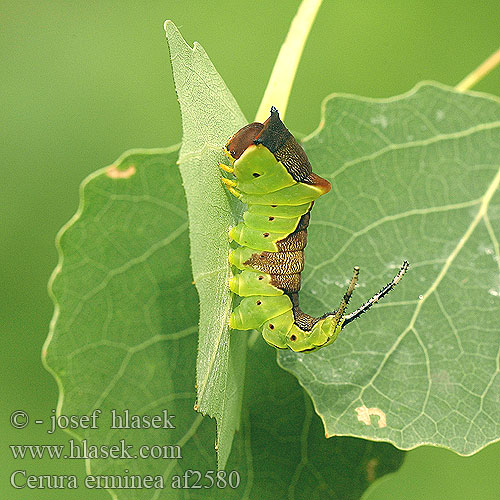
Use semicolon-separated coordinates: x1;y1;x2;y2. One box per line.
456;47;500;91
255;0;323;122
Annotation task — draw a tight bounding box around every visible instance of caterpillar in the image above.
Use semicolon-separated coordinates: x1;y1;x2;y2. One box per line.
220;107;409;352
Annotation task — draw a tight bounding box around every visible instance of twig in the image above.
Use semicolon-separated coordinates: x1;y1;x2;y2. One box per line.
456;47;500;91
255;0;323;122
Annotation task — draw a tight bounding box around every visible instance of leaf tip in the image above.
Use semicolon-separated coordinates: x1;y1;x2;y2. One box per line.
163;19;175;35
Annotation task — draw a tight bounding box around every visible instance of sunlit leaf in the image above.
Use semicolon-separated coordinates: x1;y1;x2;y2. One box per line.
279;83;500;456
44;148;403;499
165;21;247;468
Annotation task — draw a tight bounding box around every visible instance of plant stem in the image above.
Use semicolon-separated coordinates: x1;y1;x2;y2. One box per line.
255;0;323;122
456;47;500;91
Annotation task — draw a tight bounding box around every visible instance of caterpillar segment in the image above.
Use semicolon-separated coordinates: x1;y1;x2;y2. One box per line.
221;107;409;352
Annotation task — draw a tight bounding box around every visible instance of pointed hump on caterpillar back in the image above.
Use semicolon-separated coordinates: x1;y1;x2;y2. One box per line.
225;107;331;193
254;107;314;183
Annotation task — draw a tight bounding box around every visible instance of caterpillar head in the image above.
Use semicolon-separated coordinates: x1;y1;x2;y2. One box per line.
225;122;264;162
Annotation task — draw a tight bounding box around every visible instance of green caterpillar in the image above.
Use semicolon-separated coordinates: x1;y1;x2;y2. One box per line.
221;107;409;352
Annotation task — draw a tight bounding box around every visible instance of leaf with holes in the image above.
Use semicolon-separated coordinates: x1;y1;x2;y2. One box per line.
278;82;500;456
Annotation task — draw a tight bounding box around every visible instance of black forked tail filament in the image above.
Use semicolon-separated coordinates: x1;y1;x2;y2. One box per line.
331;266;359;329
343;261;410;327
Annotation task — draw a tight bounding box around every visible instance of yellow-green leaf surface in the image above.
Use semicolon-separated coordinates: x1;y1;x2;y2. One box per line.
44;148;403;499
164;21;247;468
43;148;205;498
279;82;500;455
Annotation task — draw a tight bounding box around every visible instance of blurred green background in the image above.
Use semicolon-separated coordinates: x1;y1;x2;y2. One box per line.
2;1;499;498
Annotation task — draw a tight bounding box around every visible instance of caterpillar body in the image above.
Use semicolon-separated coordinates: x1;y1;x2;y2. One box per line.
220;107;409;352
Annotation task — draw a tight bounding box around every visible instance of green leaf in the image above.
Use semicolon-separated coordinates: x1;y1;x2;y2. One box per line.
164;21;248;468
43;148;207;496
44;148;404;499
230;343;404;500
278;82;500;456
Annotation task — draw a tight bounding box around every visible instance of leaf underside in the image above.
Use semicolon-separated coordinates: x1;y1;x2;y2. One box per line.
165;21;248;468
44;149;403;499
279;82;500;456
